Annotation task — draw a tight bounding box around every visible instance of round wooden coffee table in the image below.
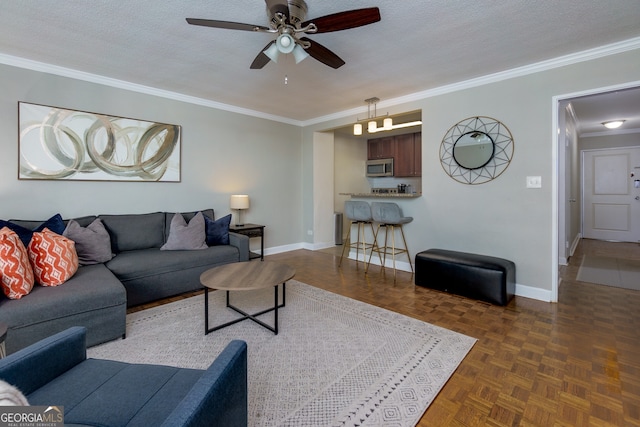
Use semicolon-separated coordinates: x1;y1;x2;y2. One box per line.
200;261;295;335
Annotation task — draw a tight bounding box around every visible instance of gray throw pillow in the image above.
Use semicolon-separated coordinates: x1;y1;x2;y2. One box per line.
63;218;114;265
161;212;207;251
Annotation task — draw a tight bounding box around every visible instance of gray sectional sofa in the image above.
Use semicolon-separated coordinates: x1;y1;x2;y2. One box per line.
0;209;249;354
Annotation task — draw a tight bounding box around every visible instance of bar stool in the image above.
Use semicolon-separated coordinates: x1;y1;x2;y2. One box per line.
366;202;414;277
339;201;380;267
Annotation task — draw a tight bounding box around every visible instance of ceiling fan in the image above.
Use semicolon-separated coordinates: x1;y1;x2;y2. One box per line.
186;0;381;69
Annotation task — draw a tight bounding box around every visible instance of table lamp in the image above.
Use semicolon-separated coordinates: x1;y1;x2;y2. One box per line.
230;195;249;226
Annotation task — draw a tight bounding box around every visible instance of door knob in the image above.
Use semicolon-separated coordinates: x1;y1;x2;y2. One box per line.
636;196;640;200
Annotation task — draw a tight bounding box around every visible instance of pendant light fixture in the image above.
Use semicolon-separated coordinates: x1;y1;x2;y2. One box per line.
353;98;422;135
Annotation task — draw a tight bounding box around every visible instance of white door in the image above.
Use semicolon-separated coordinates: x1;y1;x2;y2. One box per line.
583;147;640;242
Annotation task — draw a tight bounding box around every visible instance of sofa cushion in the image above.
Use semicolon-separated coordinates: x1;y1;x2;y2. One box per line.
205;214;231;246
99;212;165;253
161;213;207;251
28;229;79;287
0;264;125;330
1;214;66;247
0;228;34;299
27;359;203;427
63;219;114;265
106;246;239;282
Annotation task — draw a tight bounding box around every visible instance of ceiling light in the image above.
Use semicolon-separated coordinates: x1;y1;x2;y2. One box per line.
353;98;422;135
292;44;309;64
264;33;309;65
263;43;280;63
602;120;625;129
275;33;295;54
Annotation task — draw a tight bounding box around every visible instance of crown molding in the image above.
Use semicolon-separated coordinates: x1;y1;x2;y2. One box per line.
580;127;640;138
0;53;303;126
2;35;639;128
304;36;640;127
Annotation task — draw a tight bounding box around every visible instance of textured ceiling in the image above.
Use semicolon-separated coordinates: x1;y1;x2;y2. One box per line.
1;0;640;126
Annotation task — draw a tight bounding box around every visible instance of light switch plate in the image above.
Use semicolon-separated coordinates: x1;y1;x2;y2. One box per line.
526;176;542;188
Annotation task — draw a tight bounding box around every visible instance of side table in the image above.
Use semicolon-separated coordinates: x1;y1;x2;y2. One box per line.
230;223;265;261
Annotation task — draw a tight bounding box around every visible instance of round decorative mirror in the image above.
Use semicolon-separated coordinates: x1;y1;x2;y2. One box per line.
440;116;514;184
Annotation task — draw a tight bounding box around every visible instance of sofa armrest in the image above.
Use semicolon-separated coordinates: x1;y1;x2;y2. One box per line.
229;232;250;262
0;326;87;395
161;340;248;427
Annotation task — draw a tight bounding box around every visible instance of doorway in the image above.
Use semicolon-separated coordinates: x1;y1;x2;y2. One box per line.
555;83;640;298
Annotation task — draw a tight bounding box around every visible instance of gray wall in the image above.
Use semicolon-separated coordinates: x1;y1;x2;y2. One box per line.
2;45;639;302
0;63;303;252
303;47;640;302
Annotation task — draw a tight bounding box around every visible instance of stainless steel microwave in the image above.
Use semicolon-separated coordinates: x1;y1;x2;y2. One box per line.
366;158;394;177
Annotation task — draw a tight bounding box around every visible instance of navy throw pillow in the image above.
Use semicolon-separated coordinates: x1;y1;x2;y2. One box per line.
204;213;231;246
0;214;65;247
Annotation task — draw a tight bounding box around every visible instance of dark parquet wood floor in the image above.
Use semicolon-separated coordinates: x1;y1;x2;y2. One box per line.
132;239;640;426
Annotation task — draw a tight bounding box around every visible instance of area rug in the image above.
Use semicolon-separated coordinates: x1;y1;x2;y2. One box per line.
88;280;476;426
577;255;640;291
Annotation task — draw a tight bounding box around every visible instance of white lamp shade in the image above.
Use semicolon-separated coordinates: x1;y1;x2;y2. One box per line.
353;123;363;135
368;121;377;133
263;43;280;63
292;44;309;64
383;117;393;130
230;195;249;210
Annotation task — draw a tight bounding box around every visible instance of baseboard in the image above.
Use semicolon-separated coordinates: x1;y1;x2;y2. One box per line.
349;251;413;272
515;283;552;302
264;243;552;302
570;233;581;257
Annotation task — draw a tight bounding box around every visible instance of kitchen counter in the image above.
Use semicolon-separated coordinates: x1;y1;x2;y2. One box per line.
339;192;421;198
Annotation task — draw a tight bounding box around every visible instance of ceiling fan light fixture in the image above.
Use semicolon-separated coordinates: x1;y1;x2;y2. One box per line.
292;44;309;63
602;120;625;129
276;33;295;54
263;43;280;63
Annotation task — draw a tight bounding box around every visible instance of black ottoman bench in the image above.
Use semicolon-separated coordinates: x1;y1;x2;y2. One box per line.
415;249;516;306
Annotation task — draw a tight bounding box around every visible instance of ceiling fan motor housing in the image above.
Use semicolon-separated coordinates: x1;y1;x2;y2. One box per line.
287;0;308;27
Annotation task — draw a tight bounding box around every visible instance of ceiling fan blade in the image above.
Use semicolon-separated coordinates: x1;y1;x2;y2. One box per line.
300;37;345;69
186;18;269;32
250;42;274;69
302;7;381;33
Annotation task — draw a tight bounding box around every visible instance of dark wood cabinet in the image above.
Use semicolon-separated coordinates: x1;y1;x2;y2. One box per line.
367;136;395;159
394;132;422;177
367;132;421;176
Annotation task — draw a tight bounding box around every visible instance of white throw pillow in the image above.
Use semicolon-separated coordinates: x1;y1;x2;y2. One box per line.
0;380;29;406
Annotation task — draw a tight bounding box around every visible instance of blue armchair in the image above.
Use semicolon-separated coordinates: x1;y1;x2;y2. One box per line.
0;327;247;427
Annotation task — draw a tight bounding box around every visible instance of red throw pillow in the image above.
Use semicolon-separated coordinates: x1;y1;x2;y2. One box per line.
28;228;79;286
0;227;35;299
